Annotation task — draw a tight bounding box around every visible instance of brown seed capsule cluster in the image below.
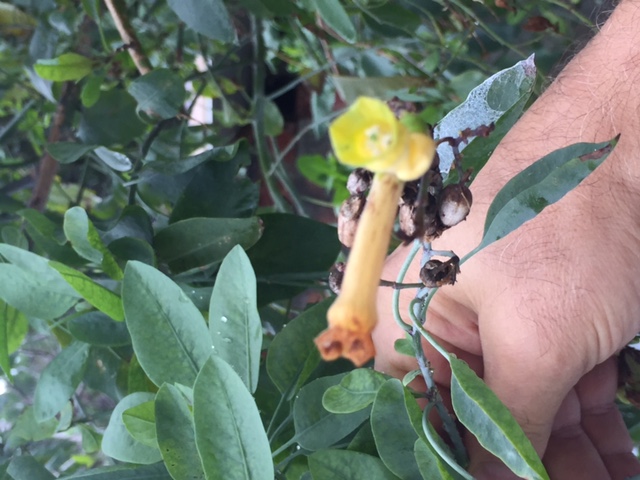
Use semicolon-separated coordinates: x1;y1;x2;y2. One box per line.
397;156;473;243
328;262;345;295
419;256;460;288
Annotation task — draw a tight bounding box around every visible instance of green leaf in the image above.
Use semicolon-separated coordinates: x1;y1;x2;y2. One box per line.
7;456;54;480
34;53;94;81
46;142;96;164
308;450;398;480
0;246;79;320
102;392;162;464
50;262;125;321
78;88;146;146
0;2;36;35
0;301;23;381
370;379;421;479
122;261;211;387
63;207;123;280
155;384;205;480
209;245;262;393
193;355;273;480
18;208;66;244
128;69;186;120
154;217;262;273
103;205;154;244
61;463;171;479
94;146;133;172
450;357;549;480
167;0;235;42
1;225;28;249
293;374;370;451
81;74;103;107
122;400;157;448
34;342;90;421
247;214;341;304
312;0;355;43
263;98;284;136
68;311;131;346
266;298;331;395
414;440;457;480
434;56;536;177
323;369;388;414
475;139;615;254
5;407;58;450
169;156;259;222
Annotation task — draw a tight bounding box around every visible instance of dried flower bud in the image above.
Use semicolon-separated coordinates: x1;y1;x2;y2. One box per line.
338;194;365;247
438;184;472;227
419;256;460;288
328;262;345;295
347;168;373;195
398;203;418;239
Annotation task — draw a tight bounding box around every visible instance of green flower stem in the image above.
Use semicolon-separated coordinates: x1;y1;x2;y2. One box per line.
271;437;297;458
422;404;474;480
392;240;421;333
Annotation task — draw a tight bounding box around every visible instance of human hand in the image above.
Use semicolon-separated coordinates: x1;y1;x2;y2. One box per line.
373;2;640;474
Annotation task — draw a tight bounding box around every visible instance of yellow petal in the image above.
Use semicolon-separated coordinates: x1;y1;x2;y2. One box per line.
329;97;406;170
394;132;436;181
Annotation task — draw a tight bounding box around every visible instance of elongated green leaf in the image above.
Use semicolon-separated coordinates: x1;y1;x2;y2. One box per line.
94;146;133;172
0;264;77;319
154;217;262;273
123;401;157;448
193;355;273;480
50;262;124;321
7;456;54;480
34;53;94;81
312;0;355;43
450;357;548;480
63;207;123;280
370;379;421;479
61;463;171;479
0;310;8;379
46;142;96;164
78;89;146;146
102;393;162;464
34;342;90;421
209;245;262;393
0;244;80;319
414;440;458;480
323;369;388;413
167;0;235;42
308;450;398;480
81;74;103;107
122;261;211;387
68;312;130;346
293;374;370;451
475;140;615;254
156;384;205;480
434;56;536;177
266;298;331;395
5;406;58;450
0;2;36;35
128;69;186;120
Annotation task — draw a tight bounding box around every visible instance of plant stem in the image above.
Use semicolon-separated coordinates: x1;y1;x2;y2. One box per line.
422;405;474;479
104;0;152;74
271;437;297;458
391;240;421;333
250;16;289;213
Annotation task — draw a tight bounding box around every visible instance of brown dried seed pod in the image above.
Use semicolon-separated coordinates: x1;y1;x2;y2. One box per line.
338;194;365;247
346;169;373;195
438;184;473;227
328;262;345;295
419;256;460;288
398;203;418;239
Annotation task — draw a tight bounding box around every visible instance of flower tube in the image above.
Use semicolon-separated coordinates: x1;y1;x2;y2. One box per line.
315;97;436;366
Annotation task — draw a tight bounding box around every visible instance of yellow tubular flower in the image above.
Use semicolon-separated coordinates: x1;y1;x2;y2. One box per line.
315;97;436;366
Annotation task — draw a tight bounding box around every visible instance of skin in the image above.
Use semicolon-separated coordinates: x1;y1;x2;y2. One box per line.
373;1;640;478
